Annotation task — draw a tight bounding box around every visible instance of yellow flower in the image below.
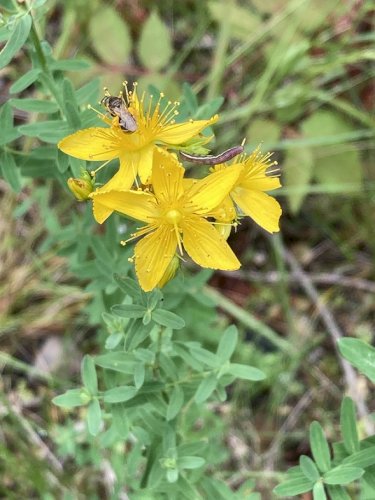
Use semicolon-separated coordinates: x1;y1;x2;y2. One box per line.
58;82;218;190
213;147;282;233
90;148;243;291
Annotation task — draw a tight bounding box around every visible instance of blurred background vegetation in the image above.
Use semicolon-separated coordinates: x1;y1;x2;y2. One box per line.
0;0;374;497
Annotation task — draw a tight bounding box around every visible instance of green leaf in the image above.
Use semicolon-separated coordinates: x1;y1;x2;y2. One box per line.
152;309;185;329
323;465;364;485
178;456;205;470
138;10;173;71
195;97;224;119
283;146;314;214
300;455;320;482
114;275;142;300
87;399;101;436
342;446;375;468
188;345;218;368
57;148;69;173
52;388;85;408
111;403;129;439
363;465;375;489
0;101;12;130
228;363;266;381
338;338;375;383
217;325;238;362
95;352;136;374
273;475;314;496
89;6;131;64
103;386;137;403
182;83;198;113
112;304;146;319
325;485;351;500
62;78;81;129
0;14;32;69
167;385;184;421
9;68;41;93
301;110;363;191
105;332;123;350
310;422;331;473
50;59;91;72
134;362;145;390
340;397;359;454
75;78;100;106
312;481;327;500
246;118;281;145
9;98;59;113
195;373;217;404
0;152;22;193
81;355;98;395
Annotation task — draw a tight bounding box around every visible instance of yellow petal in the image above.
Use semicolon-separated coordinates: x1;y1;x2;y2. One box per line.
156;115;219;145
58;128;121;161
186;165;243;214
90;189;157;223
137;145;155;184
135;225;177;292
232;188;282;233
91;164;136;223
241;176;281;192
152;148;184;203
182;216;240;270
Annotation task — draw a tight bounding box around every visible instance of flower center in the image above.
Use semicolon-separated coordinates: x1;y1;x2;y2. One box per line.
165;209;182;225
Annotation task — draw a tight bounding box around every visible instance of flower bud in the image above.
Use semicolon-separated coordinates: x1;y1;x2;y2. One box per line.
67;172;94;201
157;255;180;288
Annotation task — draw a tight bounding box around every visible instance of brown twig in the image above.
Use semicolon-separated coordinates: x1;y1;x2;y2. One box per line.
219;269;375;293
283;248;374;434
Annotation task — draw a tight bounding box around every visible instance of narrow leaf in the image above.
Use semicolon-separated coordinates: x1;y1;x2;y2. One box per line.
273;476;314;496
300;455;320;482
87;399;101;436
52;389;85;408
178;456;205;470
340;397;359;454
81;355;98;395
112;304;146;319
338;338;375;383
152;309;185;329
0;15;32;69
312;481;327;500
167;385;184;421
0;152;22;192
342;446;375;468
9;68;41;93
217;325;238;362
9;98;58;113
323;465;364;485
228;363;266;381
194;373;217;404
310;422;331;473
325;485;351;500
103;386;137;403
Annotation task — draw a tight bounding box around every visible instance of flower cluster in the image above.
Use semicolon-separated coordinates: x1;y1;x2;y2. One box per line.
58;83;282;291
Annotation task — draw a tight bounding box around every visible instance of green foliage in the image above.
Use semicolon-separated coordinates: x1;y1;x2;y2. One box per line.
338;338;375;383
274;396;375;497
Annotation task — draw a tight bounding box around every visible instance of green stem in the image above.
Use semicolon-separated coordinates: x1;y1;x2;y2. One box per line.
204;286;292;353
206;0;233;100
27;13;66;117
